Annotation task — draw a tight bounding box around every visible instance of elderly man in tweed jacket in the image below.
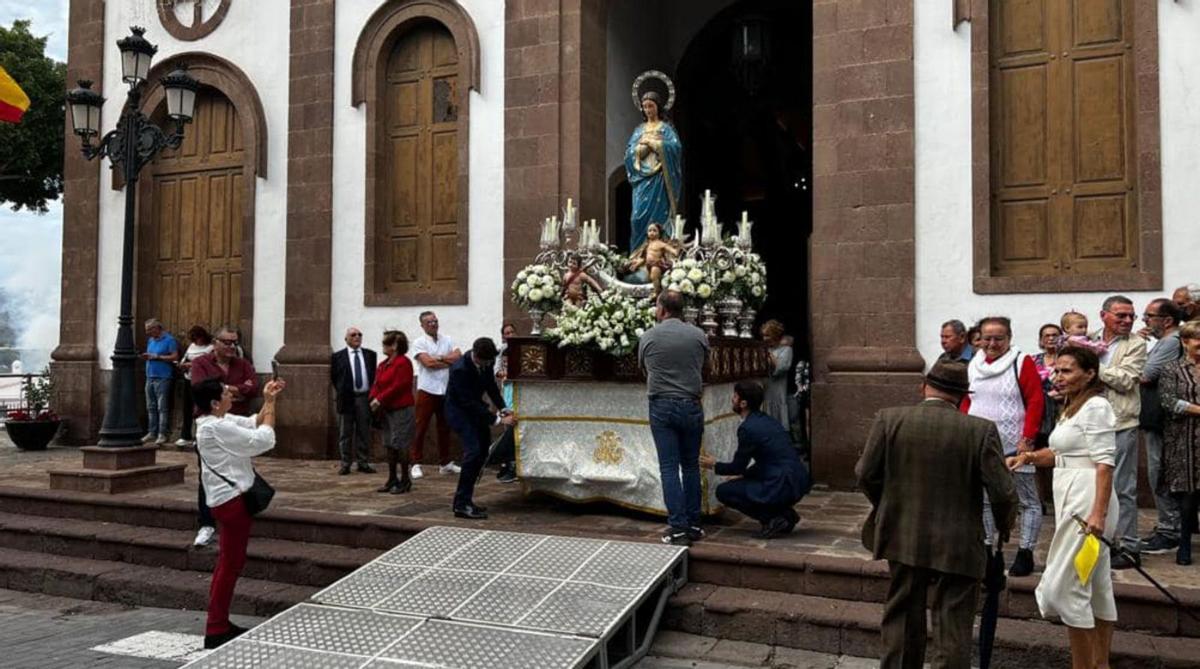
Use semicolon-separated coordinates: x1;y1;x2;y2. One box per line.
856;360;1018;669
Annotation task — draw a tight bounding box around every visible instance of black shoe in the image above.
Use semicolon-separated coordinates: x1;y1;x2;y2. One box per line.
358;464;376;474
338;465;351;476
454;505;488;520
758;516;791;539
392;479;412;494
376;479;399;493
1140;533;1179;554
1009;548;1034;577
496;468;518;484
661;528;692;546
686;526;706;542
204;623;247;649
1111;550;1141;570
1178;544;1192;566
784;508;800;533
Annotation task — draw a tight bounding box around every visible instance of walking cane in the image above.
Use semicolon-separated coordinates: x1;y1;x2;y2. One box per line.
1071;514;1200;623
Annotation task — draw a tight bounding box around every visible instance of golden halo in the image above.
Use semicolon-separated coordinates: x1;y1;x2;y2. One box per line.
631;70;676;113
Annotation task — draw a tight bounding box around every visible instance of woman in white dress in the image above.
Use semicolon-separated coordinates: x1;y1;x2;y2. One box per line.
1006;346;1118;669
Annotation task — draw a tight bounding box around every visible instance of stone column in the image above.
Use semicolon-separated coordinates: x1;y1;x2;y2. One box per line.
503;0;607;326
809;1;924;487
50;0;106;444
273;0;336;459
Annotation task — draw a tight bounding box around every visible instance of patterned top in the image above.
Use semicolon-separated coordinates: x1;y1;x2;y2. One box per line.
1159;357;1200;493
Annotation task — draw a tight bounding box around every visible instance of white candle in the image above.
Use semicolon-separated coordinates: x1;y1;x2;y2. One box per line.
742;211;749;225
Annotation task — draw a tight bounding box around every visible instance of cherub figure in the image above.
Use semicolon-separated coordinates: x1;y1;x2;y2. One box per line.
626;223;680;296
562;253;602;306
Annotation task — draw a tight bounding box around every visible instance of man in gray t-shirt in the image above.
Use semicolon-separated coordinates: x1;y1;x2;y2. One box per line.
1138;298;1185;554
638;290;710;545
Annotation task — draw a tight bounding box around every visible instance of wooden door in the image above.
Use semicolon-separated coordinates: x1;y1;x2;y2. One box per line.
989;0;1137;277
379;22;459;295
138;89;246;339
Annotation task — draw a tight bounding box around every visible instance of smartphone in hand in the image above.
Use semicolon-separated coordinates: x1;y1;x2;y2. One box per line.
270;359;279;381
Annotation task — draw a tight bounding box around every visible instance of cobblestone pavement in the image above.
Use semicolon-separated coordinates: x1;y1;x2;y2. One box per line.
1;432;1196;589
0;589;864;668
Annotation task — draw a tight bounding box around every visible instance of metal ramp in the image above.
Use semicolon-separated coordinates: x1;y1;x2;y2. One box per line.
184;526;688;669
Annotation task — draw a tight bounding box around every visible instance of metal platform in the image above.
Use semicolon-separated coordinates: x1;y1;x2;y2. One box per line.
184;526;688;669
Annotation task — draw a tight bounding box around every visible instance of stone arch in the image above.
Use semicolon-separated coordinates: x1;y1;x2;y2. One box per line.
126;53;267;355
353;1;480;305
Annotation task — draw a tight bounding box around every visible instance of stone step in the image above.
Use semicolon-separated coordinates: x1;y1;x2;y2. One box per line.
1;485;1195;638
662;583;1200;669
0;546;316;618
0;510;382;587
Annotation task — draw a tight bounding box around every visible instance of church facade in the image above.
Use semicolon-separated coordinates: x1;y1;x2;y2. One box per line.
54;1;1200;486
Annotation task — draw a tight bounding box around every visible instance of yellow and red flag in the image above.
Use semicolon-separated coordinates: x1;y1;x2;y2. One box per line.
0;65;31;123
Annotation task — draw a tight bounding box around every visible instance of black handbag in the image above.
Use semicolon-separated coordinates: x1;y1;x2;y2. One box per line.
198;449;275;516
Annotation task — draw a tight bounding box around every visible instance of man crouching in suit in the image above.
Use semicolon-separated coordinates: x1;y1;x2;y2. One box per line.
699;381;812;539
445;337;517;519
855;360;1018;669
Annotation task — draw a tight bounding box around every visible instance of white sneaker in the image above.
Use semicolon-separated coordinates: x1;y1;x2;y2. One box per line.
440;462;462;475
155;434;168;445
410;464;424;479
193;526;216;547
175;438;192;447
141;433;156;443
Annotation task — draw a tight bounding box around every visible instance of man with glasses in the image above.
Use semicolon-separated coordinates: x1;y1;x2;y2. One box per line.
1091;295;1148;568
331;327;377;476
1138;299;1186;555
189;325;260;547
411;311;462;478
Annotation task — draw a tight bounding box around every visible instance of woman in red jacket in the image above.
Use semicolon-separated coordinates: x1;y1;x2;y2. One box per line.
370;330;416;493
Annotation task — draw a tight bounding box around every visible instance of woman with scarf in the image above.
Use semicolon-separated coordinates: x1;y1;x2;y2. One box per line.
961;316;1046;577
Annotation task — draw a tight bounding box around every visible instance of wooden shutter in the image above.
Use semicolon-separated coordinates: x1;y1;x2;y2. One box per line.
379;23;460;296
989;0;1137;277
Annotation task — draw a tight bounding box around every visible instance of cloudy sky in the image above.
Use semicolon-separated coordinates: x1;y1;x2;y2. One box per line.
1;0;67;369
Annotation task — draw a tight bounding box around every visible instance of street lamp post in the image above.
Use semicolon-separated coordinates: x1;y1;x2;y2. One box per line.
66;26;199;448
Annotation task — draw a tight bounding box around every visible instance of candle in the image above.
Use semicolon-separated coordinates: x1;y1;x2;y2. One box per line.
741;211;749;225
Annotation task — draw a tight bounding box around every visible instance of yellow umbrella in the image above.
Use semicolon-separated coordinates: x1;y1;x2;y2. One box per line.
1074;533;1100;586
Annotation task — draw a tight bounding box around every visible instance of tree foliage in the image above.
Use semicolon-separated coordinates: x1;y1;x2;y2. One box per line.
0;20;67;213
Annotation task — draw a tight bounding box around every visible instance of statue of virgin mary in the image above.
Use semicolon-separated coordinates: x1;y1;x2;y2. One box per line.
624;81;683;252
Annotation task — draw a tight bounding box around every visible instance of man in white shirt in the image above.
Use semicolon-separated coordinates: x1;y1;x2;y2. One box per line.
410;311;462;478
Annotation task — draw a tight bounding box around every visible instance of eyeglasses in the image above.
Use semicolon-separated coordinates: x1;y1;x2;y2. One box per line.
216;338;238;345
1143;313;1165;321
1110;313;1136;320
980;336;1009;343
348;333;363;337
423;320;439;325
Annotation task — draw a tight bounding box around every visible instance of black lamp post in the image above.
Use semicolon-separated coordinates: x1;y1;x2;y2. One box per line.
66;26;199;447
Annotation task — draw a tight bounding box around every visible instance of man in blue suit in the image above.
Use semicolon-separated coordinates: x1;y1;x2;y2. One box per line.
700;381;812;538
445;337;516;519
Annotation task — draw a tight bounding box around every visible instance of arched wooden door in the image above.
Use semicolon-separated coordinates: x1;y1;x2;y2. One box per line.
137;88;247;341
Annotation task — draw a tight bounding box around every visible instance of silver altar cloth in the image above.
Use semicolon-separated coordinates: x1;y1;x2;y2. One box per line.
184;526;687;669
512;381;741;515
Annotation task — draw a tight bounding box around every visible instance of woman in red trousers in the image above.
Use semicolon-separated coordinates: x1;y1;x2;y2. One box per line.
193;376;284;649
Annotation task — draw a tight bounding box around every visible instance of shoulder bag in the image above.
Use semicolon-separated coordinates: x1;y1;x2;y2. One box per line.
197;448;275;516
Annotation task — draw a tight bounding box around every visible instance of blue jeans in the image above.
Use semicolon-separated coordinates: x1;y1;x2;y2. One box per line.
648;397;704;530
145;377;172;436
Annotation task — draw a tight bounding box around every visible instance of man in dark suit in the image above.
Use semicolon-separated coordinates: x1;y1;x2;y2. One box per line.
856;360;1018;669
330;327;377;475
700;381;811;539
445;337;516;519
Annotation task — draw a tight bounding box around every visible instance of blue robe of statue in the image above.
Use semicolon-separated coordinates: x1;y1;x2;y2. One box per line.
624;121;683;251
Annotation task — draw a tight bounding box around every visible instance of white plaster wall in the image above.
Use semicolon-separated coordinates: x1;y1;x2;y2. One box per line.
330;0;505;352
914;1;1200;367
95;0;289;371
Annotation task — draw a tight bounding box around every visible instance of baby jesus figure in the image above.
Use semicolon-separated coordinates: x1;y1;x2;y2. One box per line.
562;253;602;307
626;223;679;296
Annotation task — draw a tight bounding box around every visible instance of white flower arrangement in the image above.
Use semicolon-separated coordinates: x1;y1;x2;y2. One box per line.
545;288;655;356
510;264;563;311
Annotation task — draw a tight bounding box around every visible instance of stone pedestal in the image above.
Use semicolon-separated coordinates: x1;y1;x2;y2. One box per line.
48;445;185;494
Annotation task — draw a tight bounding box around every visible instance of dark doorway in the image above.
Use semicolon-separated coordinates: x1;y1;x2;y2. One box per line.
675;0;812;356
